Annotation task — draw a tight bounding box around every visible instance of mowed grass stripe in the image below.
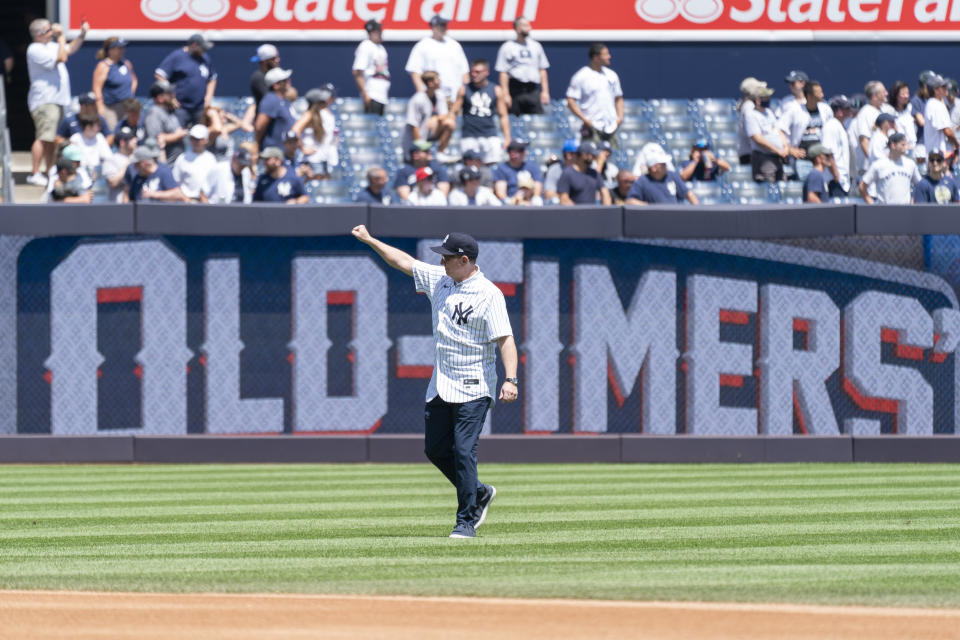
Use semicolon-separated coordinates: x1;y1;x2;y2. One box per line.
0;463;958;606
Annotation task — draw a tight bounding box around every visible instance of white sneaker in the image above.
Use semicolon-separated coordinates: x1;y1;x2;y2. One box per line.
436;151;461;164
26;172;48;187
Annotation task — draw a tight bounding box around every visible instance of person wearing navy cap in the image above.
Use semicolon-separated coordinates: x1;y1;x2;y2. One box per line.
448;165;502;206
392;140;451;202
92;37;137;132
859;131;921;204
865;112;898;179
353;19;390;115
493;139;542;200
55;92;112;147
351;225;517;538
822;95;854;195
780;69;809;117
154;33;217;129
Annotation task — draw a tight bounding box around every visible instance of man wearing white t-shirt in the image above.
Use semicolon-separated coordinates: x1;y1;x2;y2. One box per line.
853;81;895;178
173;124;218;202
25;17;88;186
406;15;469;105
495;17;550;115
821;95;854;194
859;133;921;204
353;19;390;116
566;43;624;147
924;75;959;160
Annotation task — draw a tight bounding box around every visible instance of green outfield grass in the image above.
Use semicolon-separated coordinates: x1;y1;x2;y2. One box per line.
0;462;958;606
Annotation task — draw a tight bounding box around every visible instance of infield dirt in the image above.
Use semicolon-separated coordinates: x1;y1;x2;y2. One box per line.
1;591;959;639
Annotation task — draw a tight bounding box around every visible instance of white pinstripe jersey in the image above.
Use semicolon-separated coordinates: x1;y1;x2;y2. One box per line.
412;260;513;405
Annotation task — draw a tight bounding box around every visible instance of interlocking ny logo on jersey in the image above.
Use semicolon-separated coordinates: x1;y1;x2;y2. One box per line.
451;302;474;325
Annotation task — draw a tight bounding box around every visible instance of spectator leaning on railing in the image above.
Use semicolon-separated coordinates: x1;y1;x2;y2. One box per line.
253;146;309;204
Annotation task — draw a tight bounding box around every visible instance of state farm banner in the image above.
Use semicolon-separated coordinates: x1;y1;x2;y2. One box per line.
5;234;960;437
59;0;960;41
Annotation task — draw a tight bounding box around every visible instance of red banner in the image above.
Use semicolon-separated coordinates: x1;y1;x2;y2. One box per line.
61;0;960;39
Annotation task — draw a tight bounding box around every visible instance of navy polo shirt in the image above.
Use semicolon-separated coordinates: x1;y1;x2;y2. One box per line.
913;174;959;203
254;169;307;202
258;93;296;150
556;165;604;204
802;168;831;202
156;49;217;111
626;171;689;203
127;164;178;202
493;159;543;197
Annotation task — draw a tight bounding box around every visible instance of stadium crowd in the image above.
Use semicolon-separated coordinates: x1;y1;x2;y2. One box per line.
20;15;960;206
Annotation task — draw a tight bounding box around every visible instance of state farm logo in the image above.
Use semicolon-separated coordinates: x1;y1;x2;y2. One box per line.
635;0;723;23
141;0;230;22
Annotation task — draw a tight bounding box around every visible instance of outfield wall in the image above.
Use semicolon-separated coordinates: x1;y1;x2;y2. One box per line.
3;203;960;462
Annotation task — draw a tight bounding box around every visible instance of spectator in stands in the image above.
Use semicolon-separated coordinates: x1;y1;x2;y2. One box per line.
401;71;456;163
947;78;960;135
495;16;550;115
155;33;217;128
255;68;296;151
854;81;894;176
250;43;280;110
867;113;897;176
543;139;578;200
281;130;309;179
50;157;92;203
144;80;188;164
0;38;12;88
102;126;137;203
566;43;623;147
913;150;959;203
889;80;917;152
125;146;185;203
449;166;502;206
92;37;137;132
494;139;543;201
626;148;699;205
292;87;338;179
802;144;838;203
456;149;495;188
173;124;218;202
596;140;619;191
745;84;792;183
737;77;765;165
779;80;832;168
55;92;111;147
633;141;676;177
353;20;390;116
859;133;921;204
254;146;309;204
822;95;854;196
911;71;934;144
405;15;469;106
680;138;730;182
41;143;88;201
780;70;809;117
923;75;959;163
405;166;448;206
116;98;146;145
610;169;636;204
507;175;543;206
556;141;610;205
69;114;113;180
453;59;511;165
393;141;451;202
212;146;256;204
26;17;88;186
354;167;391;204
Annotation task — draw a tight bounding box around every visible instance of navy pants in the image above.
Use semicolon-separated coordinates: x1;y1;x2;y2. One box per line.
424;395;489;525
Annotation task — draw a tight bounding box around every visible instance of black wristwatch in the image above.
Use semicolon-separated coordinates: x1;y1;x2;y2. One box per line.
505;377;519;385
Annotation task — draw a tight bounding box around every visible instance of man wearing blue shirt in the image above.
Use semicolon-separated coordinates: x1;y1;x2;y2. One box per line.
355;167;392;204
154;33;217;128
493;139;542;200
392;141;451;202
56;92;111;145
556;141;610;205
124;146;186;203
255;67;296;151
626;149;700;205
914;150;960;203
254;147;309;204
802;144;836;203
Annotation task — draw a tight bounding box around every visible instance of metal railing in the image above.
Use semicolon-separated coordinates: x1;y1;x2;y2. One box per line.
0;77;13;203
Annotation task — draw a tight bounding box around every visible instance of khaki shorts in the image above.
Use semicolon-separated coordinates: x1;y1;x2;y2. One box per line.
31;104;63;142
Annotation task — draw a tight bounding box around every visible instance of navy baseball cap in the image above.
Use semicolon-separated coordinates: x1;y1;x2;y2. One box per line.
784;70;808;83
460;166;482;182
431;232;479;259
462;149;483;161
875;113;896;126
577;141;598;155
78;92;96;105
429;14;449;27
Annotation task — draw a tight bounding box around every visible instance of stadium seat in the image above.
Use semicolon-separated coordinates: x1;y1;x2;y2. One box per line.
521;114;559;131
701;114;738;133
339;113;379;132
648;99;692;117
384;99;408;115
658;116;697;133
334;98;365;114
694;98;738;117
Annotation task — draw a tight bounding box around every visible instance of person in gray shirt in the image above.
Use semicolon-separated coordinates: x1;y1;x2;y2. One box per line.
143;79;188;163
400;70;456;162
495;16;550;115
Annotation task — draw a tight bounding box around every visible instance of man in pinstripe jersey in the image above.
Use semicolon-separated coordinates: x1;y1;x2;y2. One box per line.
352;225;519;539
